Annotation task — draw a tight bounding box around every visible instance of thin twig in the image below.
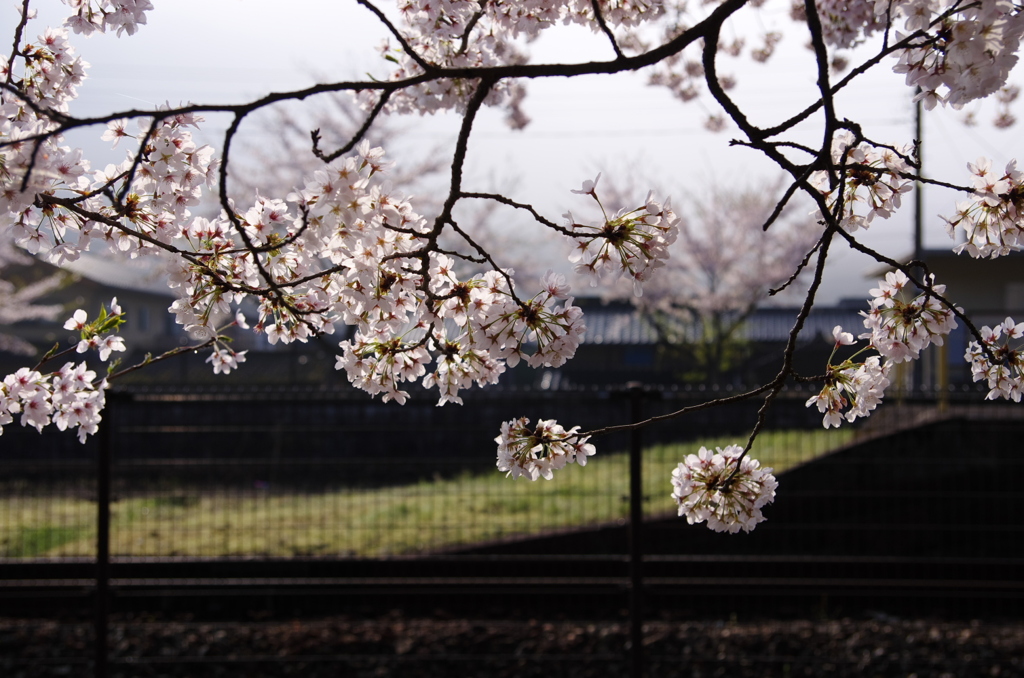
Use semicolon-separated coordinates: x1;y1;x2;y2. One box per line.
582;383;775;438
590;0;626;60
6;0;32;86
355;0;435;72
108;339;218;381
311;89;393;163
461;192;577;236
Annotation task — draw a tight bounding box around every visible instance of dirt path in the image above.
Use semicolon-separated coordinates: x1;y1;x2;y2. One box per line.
3;615;1024;677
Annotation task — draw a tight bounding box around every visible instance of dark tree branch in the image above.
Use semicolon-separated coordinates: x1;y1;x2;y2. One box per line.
355;0;436;72
591;0;626;60
0;0;752;159
113;117;160;206
433;78;497;235
461;192;576;236
311;89;393;164
582;382;775;438
108;338;218;381
802;0;838;177
769;232;823;296
458;1;489;55
759;170;813;233
6;0;31;86
722;221;838;483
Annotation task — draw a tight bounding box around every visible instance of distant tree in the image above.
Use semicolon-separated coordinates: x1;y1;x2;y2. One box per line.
233;90;521;286
232;91;448;203
597;177;819;382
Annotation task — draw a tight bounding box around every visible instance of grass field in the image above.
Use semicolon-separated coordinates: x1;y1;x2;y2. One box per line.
0;428;853;558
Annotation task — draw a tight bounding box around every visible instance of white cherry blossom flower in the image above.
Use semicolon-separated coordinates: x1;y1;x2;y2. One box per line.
64;309;88;332
97;334;125;361
567;180;680;297
206;348;247;376
100;118;131;148
832;325;855;346
571;173;601;196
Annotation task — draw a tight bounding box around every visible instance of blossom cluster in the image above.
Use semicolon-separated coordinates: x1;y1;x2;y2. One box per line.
2;19;698;416
61;0;152;37
1;363;106;443
813;0;1024;110
810;133;914;233
806;0;886;49
892;0;1024;110
364;0;667;124
861;271;959;363
670;445;778;533
2;31;218;269
806;269;960;428
1;28;89;231
942;157;1024;259
495;417;596;481
207;348;248;376
64;298;126;361
965;317;1024;401
0;299;121;442
566;175;680;297
327;216;587;405
807;353;892;428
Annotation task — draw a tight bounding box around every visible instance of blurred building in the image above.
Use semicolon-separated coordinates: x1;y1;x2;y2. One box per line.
7;249;1015;390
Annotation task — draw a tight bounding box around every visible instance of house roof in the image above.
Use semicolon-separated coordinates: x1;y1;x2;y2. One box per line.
60;252;175;297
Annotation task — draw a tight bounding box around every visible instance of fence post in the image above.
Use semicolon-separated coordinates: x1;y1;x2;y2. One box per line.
627;382;644;678
95;391;113;678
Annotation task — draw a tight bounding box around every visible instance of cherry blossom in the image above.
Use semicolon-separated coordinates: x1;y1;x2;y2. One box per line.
810;133;915;234
807;355;892;428
566;183;680;297
61;0;152;37
832;325;855;346
571;174;602;197
861;271;959;363
942;158;1024;258
63;299;126;362
495;417;596;481
206;348;248;376
965;317;1024;401
815;0;1024;110
63;309;89;332
671;445;777;533
0;361;106;443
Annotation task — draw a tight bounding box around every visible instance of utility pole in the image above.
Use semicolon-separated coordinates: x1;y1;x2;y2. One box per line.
912;94;925;397
914;95;923;264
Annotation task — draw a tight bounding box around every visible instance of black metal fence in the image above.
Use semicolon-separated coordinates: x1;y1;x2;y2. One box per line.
0;383;848;560
2;384;1024;677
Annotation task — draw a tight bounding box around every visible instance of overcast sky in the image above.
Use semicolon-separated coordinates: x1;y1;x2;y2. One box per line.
9;0;1024;304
